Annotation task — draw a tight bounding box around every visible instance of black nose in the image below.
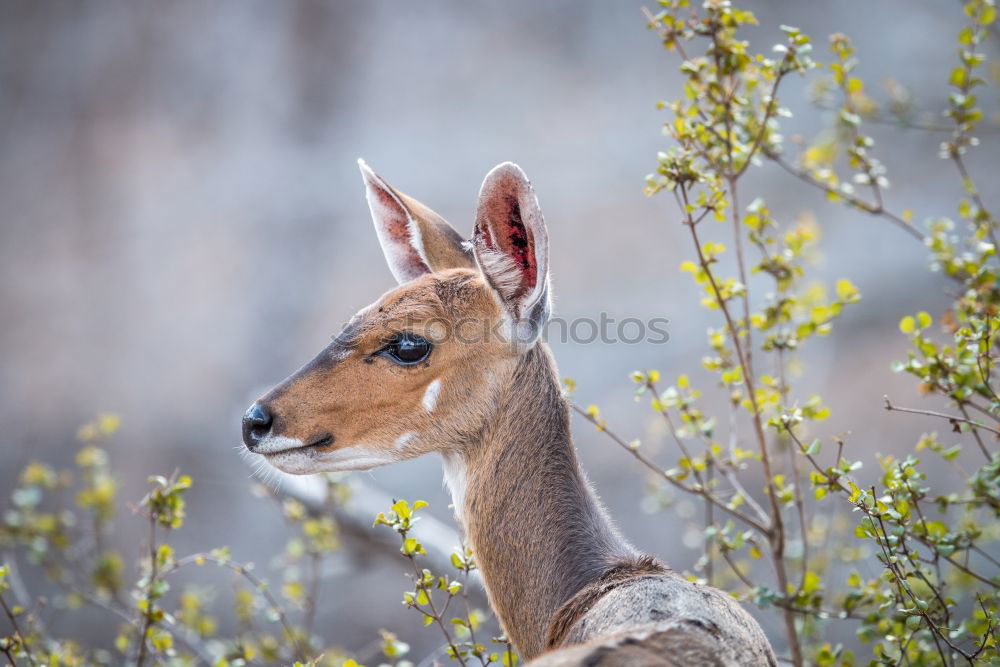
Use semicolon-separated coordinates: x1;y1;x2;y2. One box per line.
242;403;273;451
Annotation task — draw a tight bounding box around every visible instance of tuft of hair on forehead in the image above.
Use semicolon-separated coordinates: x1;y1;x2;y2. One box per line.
331;270;492;353
332;317;365;350
430;268;488;306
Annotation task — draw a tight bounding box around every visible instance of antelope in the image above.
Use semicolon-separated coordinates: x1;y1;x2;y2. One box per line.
242;161;776;666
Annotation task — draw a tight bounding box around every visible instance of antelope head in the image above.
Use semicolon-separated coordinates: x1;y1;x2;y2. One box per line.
242;160;551;475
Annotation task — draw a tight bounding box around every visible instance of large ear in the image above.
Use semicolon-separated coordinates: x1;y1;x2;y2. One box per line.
359;159;474;284
472;162;551;345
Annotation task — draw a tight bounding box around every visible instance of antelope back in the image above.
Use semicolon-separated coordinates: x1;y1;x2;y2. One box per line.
535;573;777;666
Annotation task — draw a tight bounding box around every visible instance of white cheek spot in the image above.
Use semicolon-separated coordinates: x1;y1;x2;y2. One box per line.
422;379;442;413
394;432;416;450
442;452;467;523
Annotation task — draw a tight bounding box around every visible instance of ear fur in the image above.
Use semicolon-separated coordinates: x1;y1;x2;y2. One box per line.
472;162;551;345
359;159;473;284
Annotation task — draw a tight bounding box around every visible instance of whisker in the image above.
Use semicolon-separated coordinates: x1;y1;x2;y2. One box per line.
247;458;266;481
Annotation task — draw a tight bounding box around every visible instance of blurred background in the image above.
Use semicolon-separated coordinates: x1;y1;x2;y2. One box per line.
1;0;997;660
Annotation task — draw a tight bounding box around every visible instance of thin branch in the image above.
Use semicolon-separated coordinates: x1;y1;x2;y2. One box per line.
810;100;1000;133
719;466;772;528
133;515;158;667
401;545;467;667
677;182;784;541
956;403;993;461
676;183;802;664
0;553;45;639
868;509;954;666
718;549;860;621
160;553;310;663
569;402;772;536
874;509;985;664
884;396;1000;439
975;595;998;660
0;593;35;667
765;150;927;243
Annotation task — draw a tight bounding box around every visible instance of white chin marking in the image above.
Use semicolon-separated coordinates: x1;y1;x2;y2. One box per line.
442;452;467;523
422;378;442;413
263;445;398;475
260;449;322;475
253;435;306;456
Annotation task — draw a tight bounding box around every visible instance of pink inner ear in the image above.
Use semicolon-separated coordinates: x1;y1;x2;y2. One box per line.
372;186;411;246
367;179;429;281
482;191;537;299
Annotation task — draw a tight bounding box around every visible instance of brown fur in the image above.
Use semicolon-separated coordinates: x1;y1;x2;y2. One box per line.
249;162;777;665
260;268;514;465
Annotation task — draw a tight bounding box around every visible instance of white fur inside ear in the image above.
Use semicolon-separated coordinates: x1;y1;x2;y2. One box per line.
360;160;430;284
422;379;442;413
472;162;551;336
477;247;525;302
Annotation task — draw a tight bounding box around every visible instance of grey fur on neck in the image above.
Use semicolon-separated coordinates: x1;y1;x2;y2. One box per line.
455;343;638;658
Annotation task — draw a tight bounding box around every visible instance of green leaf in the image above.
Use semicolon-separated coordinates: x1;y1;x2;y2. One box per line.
391;500;412;520
835;278;860;303
801;570;822;594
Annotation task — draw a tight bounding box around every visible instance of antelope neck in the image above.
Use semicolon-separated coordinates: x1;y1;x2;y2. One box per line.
454;344;638;658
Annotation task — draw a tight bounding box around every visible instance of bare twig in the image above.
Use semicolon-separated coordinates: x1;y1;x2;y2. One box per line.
0;592;35;666
160;553;310;663
275;474;480;594
569;402;771;536
883;396;1000;440
764;150;926;243
132;514;158;667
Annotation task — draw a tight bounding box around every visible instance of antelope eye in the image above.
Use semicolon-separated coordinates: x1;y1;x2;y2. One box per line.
382;333;432;365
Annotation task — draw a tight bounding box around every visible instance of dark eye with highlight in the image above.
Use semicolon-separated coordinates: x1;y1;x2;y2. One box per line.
381;333;432;365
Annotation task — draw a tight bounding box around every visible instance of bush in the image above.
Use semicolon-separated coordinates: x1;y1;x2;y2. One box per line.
0;420;510;666
567;1;998;664
1;415;349;666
